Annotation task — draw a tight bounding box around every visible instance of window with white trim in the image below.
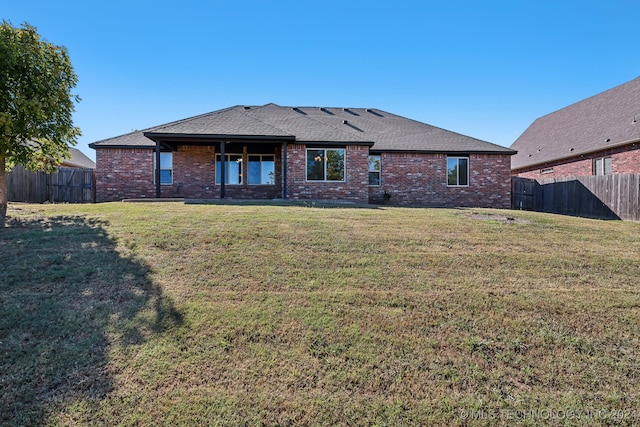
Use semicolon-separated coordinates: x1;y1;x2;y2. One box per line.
368;155;381;186
216;154;243;184
593;156;612;175
306;148;345;181
154;152;173;185
248;155;275;185
447;157;469;186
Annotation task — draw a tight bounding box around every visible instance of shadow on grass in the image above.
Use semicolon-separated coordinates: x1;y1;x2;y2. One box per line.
0;214;183;425
183;198;384;209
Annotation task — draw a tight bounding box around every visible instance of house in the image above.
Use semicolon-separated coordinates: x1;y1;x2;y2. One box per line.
89;104;515;207
511;76;640;178
62;147;96;169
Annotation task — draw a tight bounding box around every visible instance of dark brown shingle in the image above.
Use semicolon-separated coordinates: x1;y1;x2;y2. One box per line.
91;104;515;154
511;76;640;170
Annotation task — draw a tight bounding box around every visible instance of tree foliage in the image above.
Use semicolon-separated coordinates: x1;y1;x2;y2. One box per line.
0;20;80;227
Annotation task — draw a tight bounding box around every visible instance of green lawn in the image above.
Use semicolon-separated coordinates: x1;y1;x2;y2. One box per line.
1;202;640;426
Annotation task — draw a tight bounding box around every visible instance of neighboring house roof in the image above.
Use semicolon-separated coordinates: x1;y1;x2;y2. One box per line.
511;76;640;170
61;147;96;169
90;103;515;154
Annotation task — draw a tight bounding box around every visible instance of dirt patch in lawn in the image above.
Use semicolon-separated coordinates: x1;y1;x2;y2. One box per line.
466;212;531;224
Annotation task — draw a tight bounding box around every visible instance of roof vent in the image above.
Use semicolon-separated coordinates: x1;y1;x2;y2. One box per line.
366;108;383;117
320;107;334;115
343;108;359;116
606;138;611;142
243;106;251;110
292;107;307;115
343;120;364;132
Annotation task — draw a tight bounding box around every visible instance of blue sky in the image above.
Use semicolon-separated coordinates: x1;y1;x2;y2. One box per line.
5;1;640;161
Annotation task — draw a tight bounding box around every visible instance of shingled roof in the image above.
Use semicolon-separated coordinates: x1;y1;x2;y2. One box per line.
511;76;640;170
90;103;514;154
62;147;96;169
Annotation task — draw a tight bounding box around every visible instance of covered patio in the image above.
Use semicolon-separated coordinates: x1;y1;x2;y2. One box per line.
143;134;294;200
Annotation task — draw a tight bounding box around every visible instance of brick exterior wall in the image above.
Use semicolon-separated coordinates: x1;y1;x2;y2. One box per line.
513;143;640;179
369;153;513;208
95;145;282;202
95;148;156;202
286;144;370;203
95;145;512;207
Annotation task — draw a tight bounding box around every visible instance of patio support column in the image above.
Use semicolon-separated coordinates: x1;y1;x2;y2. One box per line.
220;141;226;199
282;142;288;199
155;141;161;198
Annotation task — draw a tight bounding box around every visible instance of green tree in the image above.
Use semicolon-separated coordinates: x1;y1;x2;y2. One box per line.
0;21;80;227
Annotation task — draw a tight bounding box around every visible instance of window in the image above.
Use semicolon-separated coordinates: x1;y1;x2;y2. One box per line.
447;157;469;186
368;155;381;186
216;154;243;184
248;155;275;185
306;148;345;181
593;157;612;175
154;152;173;185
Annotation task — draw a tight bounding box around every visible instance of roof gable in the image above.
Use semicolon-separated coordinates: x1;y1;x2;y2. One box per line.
511;76;640;170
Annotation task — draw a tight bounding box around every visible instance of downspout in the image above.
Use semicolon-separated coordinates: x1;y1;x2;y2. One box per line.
283;142;288;199
155;141;161;198
220;141;226;199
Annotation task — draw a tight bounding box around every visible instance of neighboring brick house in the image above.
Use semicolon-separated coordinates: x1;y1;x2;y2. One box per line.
511;76;640;178
61;147;96;169
90;104;515;207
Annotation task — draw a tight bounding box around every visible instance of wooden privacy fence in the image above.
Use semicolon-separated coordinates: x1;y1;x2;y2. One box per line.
512;175;640;221
7;165;96;203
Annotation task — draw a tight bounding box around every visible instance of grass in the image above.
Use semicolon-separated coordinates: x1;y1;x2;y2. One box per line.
1;202;640;426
